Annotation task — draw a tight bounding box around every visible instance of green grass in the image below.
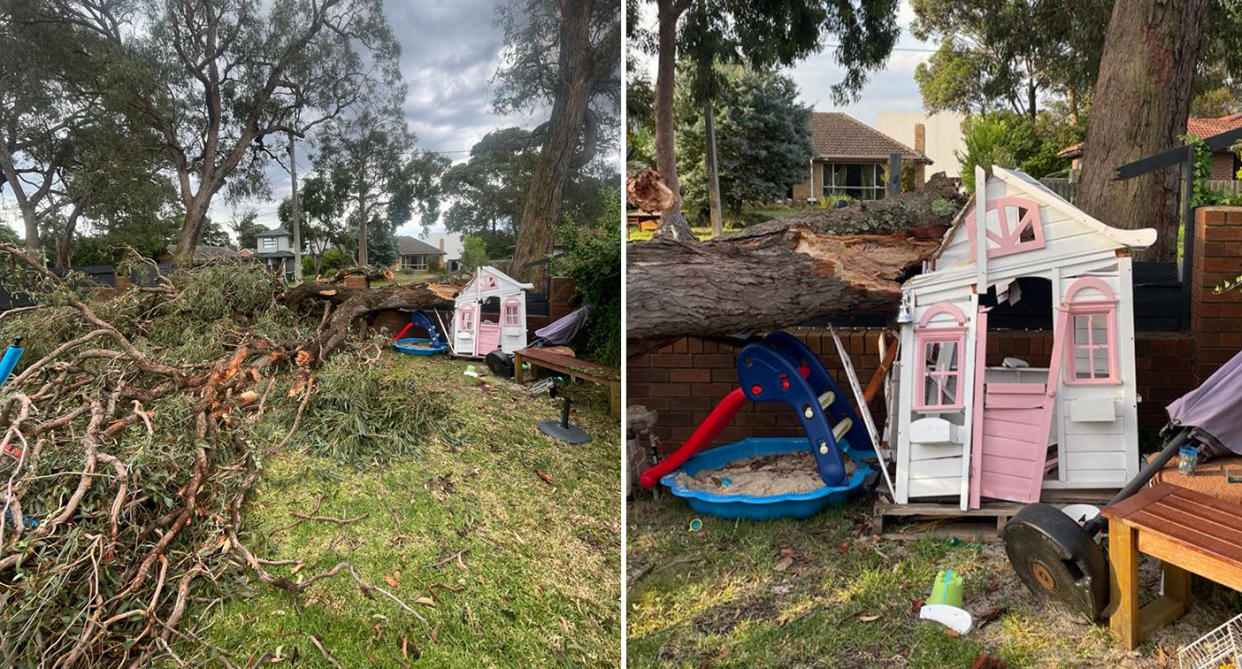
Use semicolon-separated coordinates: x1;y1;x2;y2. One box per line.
374;270;438;286
199;354;620;667
627;495;1238;668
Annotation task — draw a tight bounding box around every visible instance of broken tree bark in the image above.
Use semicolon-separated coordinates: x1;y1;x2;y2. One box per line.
626;174;965;341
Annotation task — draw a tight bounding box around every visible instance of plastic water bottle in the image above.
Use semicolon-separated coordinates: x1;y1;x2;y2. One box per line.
1178;445;1198;476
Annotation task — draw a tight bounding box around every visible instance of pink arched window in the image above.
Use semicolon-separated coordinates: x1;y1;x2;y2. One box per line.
502;298;521;327
1063;277;1118;384
457;306;474;333
914;302;968;411
965;197;1046;259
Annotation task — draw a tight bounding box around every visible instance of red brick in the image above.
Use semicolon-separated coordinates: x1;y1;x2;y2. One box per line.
694;382;734;397
692;354;734;368
651;384;691;397
628;354;651;368
686;338;703;354
669;369;711;383
628;368;669;383
712;368;737;383
649;353;689;368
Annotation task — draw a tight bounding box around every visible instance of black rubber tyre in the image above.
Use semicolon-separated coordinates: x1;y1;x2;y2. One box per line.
1002;503;1110;621
485;350;515;379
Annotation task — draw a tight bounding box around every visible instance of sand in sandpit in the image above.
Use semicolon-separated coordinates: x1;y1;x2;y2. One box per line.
673;451;856;497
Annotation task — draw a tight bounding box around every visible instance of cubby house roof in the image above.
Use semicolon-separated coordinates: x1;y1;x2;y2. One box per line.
905;167;1157;296
456;266;533;302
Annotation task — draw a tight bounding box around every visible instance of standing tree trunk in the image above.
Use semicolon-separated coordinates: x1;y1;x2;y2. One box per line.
1075;0;1210;262
357;197;369;267
0;127;45;255
174;191;216;261
509;0;599;286
705;98;722;238
55;206;81;268
651;0;695;241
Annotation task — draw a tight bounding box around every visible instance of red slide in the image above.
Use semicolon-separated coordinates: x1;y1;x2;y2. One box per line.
638;388;748;488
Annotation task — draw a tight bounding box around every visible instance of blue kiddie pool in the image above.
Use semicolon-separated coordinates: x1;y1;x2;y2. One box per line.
660;436;874;520
393;337;447;356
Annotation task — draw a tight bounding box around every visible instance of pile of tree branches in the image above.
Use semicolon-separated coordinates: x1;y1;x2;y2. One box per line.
0;247;455;667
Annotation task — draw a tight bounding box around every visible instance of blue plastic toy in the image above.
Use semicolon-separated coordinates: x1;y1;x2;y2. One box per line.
392;310;448;356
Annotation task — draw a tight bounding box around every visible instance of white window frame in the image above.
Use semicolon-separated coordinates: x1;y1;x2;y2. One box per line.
261;237;277;251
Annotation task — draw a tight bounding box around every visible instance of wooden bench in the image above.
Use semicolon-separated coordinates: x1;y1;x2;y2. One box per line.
1101;484;1242;649
513;347;620;417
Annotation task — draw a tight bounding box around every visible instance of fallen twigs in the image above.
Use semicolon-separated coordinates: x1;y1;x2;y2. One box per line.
0;250;437;666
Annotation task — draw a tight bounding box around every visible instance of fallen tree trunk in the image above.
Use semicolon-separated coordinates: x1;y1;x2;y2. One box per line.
626;174;965;341
285;280;460;361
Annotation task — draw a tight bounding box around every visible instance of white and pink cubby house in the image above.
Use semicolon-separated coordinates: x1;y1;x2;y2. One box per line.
890;166;1155;510
451;266;533;358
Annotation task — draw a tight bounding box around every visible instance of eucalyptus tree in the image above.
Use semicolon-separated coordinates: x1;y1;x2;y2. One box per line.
312;110;448;266
57;0;409;261
0;0;102;255
494;0;621;285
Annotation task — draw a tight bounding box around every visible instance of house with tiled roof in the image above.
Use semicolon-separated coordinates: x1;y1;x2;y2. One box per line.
791;112;933;202
1060;113;1242;182
394;235;446;271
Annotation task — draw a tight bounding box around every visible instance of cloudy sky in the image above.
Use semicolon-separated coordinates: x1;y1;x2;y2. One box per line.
631;0;932;125
224;0;546;238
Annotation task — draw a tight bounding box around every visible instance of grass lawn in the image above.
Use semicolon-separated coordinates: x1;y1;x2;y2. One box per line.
200;354;620;667
392;269;447;285
627;494;1242;668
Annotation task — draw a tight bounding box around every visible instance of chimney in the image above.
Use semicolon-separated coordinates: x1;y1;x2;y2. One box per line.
913;122;927;187
439;238;445;251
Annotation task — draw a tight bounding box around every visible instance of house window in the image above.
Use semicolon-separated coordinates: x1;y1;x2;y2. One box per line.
913;302;967;411
1063;277;1118;384
502;298;521;327
261;237;276;251
402;255;427;270
822;163;886;201
457;306;473;333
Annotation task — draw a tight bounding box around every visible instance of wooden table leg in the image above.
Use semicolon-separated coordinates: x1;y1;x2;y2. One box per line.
1162;561;1192;618
512;352;525;382
1109;521;1141;649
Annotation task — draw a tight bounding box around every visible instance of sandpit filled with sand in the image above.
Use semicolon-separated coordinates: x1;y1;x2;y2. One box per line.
673;451;856;496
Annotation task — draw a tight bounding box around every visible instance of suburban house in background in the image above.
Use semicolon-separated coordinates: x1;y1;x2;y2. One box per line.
395;236;446;271
876;110;966;178
1060;113;1242;182
254;227;295;275
421;232;464;271
790;112;933;202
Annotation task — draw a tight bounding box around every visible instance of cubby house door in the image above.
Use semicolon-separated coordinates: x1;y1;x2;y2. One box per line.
969;307;1066;507
477;321;501;356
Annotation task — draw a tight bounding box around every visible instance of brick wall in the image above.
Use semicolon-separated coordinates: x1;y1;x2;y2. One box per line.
1210;153;1238;181
1192;207;1242;384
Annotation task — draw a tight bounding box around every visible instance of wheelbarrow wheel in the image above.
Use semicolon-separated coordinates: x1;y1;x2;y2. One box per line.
1002;503;1110;621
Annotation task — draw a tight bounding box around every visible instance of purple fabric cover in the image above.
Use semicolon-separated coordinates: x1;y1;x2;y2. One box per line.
1167;347;1242;455
534;305;592;346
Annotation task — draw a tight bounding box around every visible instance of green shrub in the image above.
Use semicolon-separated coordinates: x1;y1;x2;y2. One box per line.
557;188;621;366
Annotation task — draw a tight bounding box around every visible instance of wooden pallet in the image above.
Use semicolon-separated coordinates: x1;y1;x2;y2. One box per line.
872;489;1116;541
